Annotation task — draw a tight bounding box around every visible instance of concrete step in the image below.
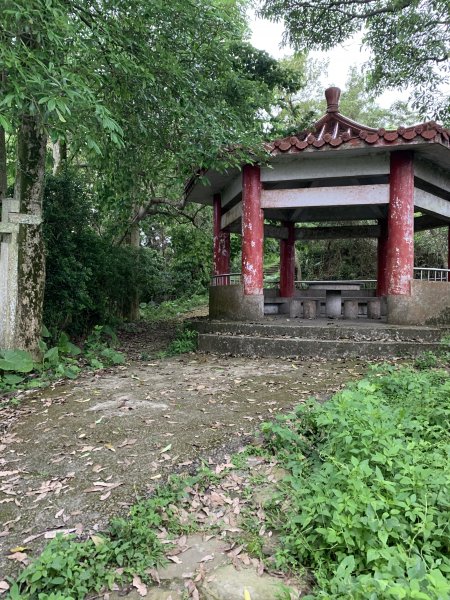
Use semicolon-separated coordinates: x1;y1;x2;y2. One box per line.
191;320;446;344
197;333;441;359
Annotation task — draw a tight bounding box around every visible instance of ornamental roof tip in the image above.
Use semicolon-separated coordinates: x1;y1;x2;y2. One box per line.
267;87;450;155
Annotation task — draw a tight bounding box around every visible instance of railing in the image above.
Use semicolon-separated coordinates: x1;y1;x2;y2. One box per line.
295;279;377;290
210;273;241;286
414;267;450;282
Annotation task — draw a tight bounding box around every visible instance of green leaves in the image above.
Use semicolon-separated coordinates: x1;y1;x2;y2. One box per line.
0;349;34;373
262;365;450;599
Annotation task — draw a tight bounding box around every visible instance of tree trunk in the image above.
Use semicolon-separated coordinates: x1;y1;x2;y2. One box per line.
52;139;67;176
0;70;7;204
14;114;47;356
0;127;7;204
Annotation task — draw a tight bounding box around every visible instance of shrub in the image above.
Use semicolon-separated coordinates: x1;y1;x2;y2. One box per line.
262;366;450;599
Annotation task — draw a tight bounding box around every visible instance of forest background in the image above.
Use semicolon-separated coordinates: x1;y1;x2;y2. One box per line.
1;0;449;344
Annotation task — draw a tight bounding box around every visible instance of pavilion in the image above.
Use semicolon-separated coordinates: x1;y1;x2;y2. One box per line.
185;88;450;326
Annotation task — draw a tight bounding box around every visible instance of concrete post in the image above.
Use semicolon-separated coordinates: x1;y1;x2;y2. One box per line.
213;193;230;284
0;198;20;349
242;165;264;295
377;219;388;296
386;152;414;295
279;222;295;298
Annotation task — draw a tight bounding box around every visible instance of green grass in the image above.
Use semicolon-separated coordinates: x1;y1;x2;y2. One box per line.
139;294;207;322
6;474;200;600
261;364;450;599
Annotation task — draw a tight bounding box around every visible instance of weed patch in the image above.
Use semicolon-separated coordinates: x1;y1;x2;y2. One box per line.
139;294;207;323
262;365;450;599
0;326;125;396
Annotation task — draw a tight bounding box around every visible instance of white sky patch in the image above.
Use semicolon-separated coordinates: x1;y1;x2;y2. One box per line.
249;13;404;108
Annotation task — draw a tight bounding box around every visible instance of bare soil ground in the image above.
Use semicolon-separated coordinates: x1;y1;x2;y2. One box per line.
0;315;367;580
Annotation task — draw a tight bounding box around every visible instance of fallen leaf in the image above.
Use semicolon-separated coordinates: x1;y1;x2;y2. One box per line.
10;546;28;553
22;532;44;544
159;444;172;454
100;491;111;501
7;552;27;563
199;554;214;563
118;439;137;448
0;581;10;594
167;555;182;564
44;528;76;539
132;575;147;597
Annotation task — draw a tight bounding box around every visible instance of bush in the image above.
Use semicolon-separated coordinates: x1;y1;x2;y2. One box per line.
43;174;163;337
262;365;450;599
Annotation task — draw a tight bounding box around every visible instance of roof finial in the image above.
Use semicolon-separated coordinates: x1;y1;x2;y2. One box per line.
325;87;341;113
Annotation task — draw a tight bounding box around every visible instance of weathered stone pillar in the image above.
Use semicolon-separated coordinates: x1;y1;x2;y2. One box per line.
279;221;295;298
242;165;263;296
213;193;230;283
377;219;388;296
386;152;414;295
0;198;20;349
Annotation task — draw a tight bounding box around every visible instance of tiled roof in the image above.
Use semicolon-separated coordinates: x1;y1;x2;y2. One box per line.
266;87;450;156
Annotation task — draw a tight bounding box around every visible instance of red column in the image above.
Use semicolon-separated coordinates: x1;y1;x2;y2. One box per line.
386;151;415;295
242;164;263;295
280;222;295;297
376;219;388;296
213;193;230;284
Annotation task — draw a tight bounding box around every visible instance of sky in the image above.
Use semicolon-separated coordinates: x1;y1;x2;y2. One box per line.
249;14;403;108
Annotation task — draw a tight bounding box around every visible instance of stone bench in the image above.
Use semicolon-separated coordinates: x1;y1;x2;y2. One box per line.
343;297;381;319
264;297;290;315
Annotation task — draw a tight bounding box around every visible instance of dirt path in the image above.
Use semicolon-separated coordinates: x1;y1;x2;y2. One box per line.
0;318;366;579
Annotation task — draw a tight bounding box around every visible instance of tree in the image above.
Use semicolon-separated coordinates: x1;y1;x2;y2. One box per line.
0;0;304;352
259;0;450;122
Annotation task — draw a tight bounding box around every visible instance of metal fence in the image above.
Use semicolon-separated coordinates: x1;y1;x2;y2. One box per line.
210;273;241;286
414;267;450;282
295;279;377;290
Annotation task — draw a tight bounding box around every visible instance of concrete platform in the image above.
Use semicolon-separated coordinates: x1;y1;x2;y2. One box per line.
191;317;449;358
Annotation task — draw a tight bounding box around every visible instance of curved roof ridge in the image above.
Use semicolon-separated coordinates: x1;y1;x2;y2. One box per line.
267;87;449;155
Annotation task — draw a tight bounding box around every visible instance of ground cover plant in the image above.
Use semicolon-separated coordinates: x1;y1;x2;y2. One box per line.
0;326;124;395
262;364;450;599
139;294;207;323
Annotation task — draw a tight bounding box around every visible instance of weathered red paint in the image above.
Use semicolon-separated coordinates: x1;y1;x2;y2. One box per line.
242;165;264;295
213;193;230;280
280;222;295;297
376;219;388;296
386;152;415;296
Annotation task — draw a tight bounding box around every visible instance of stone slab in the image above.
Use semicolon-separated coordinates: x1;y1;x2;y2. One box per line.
198;333;440;359
157;534;229;581
191;320;446;343
200;564;299;600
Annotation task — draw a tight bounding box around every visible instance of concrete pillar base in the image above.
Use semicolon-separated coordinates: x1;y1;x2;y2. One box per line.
209;285;263;320
368;299;381;319
326;291;341;318
303;299;317;319
343;300;358;319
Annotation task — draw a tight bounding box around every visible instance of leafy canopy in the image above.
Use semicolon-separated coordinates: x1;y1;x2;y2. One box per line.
259;0;450;122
